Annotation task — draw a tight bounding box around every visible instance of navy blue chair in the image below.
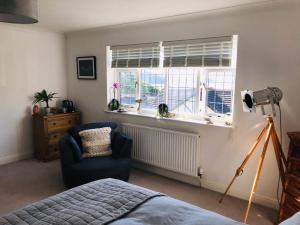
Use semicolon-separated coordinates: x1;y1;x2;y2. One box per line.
59;122;132;188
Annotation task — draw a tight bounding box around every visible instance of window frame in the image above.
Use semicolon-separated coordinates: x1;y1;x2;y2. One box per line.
116;68;139;107
203;68;236;119
115;68;165;114
108;36;237;124
165;67;200;116
115;67;235;120
140;68;166;113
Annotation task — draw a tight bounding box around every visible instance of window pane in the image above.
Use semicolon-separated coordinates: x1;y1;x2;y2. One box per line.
206;70;234;115
141;69;165;110
119;71;136;105
167;68;197;114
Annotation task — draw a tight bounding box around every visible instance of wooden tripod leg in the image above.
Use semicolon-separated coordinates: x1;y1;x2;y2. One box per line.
269;121;287;168
219;123;269;203
270;127;286;186
244;124;272;223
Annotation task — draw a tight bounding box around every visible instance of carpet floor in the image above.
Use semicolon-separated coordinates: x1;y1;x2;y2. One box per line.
0;159;277;224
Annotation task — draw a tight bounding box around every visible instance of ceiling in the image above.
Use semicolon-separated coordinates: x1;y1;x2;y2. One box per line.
36;0;273;33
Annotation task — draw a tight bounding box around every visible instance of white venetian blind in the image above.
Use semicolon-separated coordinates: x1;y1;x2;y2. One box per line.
163;36;233;67
111;42;160;68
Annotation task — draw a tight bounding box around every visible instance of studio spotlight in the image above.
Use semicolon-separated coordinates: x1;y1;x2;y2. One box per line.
241;87;283;116
220;86;286;223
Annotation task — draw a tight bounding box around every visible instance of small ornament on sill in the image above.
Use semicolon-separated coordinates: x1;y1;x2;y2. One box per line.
135;99;142;113
204;116;213;125
117;105;127;113
157;103;175;118
225;121;232;126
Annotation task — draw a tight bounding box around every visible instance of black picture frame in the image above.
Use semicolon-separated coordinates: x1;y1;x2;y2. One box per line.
76;56;97;80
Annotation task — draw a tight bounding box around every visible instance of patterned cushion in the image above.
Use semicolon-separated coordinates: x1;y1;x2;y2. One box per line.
79;127;112;158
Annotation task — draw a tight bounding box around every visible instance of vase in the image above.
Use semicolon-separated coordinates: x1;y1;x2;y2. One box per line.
33;105;40;115
108;99;120;111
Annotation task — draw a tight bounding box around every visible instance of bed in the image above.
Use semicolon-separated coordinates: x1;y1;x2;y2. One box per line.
0;178;248;225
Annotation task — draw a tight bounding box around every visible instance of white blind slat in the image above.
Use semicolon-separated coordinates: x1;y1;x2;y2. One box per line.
110;36;234;68
111;42;160;68
163;37;233;67
162;36;232;46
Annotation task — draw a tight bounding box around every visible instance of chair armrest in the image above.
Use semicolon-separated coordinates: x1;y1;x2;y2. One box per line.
59;135;82;165
111;132;132;159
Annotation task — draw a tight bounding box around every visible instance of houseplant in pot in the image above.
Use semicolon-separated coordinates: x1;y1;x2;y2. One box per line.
108;82;120;111
33;89;58;114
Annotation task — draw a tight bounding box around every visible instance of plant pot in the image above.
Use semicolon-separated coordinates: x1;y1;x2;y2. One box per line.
158;103;168;117
108;99;120;111
45;107;51;114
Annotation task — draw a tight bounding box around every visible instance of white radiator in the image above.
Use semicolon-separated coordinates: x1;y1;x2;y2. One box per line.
122;123;201;177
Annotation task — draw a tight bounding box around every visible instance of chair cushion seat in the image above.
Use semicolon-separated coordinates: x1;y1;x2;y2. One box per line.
72;156;129;173
68;156;130;187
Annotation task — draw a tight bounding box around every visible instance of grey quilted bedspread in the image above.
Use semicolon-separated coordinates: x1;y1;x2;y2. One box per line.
0;178;163;225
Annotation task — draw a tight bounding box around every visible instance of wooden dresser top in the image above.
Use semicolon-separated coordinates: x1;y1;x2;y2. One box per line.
33;112;81;119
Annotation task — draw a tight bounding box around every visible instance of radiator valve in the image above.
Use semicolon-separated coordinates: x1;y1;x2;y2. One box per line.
198;167;204;178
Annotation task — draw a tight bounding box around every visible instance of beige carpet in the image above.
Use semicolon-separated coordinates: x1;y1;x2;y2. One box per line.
0;159;277;224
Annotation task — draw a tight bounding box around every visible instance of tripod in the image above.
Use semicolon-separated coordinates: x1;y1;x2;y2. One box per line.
219;116;287;223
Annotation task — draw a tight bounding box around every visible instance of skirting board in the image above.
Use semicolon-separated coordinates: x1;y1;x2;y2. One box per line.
201;178;278;210
132;160;201;186
0;152;33;166
132;160;278;209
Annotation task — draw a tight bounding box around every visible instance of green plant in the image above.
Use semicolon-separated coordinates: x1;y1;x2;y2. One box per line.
142;81;159;94
33;89;58;108
108;98;120;111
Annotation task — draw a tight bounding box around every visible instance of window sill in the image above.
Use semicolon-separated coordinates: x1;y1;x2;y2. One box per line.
104;110;233;128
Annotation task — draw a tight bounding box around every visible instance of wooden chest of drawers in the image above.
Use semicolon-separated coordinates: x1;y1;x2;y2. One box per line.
279;132;300;222
32;112;81;162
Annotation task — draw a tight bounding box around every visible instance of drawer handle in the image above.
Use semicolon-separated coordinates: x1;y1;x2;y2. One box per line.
68;120;72;124
53;122;56;126
53;135;57;138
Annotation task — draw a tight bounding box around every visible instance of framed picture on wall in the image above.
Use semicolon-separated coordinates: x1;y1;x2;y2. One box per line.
76;56;97;80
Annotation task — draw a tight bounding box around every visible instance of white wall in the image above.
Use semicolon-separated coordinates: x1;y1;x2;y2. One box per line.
0;24;67;164
66;0;300;208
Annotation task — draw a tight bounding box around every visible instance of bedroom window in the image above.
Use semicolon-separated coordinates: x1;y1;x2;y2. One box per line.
167;68;198;114
140;69;165;110
205;70;235;116
107;35;237;123
119;70;137;106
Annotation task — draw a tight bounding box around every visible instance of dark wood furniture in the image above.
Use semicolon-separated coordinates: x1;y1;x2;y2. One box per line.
279;132;300;222
32;112;81;162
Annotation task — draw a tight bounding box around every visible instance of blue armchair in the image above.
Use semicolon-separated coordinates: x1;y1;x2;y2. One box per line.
59;122;132;188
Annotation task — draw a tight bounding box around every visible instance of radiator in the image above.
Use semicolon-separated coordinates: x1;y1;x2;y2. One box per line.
122;123;201;177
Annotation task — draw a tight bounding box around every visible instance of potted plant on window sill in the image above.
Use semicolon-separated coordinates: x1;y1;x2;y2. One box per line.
108;82;120;111
33;89;58;115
